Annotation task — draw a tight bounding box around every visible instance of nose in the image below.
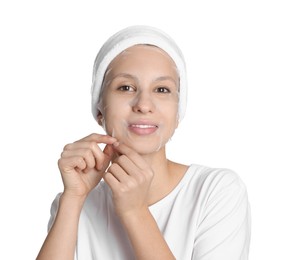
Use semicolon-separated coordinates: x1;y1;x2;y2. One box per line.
132;91;155;114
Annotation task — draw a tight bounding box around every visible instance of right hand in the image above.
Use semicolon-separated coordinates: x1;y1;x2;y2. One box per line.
58;133;117;198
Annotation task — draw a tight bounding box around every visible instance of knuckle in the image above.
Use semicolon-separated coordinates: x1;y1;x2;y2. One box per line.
120;180;135;193
125;150;134;158
57;158;68;171
137;173;146;183
143;166;153;175
119;186;128;194
83;148;93;158
89;133;96;138
147;169;154;178
63;143;72;151
89;141;98;151
89;133;100;140
117;155;127;164
57;158;63;167
76;157;85;166
90;133;98;138
141;168;154;181
108;163;117;172
127;179;136;188
60;151;66;158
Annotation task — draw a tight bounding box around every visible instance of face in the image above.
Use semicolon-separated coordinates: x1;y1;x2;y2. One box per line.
98;45;179;154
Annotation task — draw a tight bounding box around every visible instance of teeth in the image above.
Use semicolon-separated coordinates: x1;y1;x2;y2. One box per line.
132;124;156;128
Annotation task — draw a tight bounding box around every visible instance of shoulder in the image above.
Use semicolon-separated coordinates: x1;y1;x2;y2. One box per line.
189;164;246;191
189;165;251;258
185;164;248;208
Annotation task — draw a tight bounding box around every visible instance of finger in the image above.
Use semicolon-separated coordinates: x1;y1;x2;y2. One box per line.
64;141;111;172
113;143;154;181
64;141;114;153
102;144;115;167
113;154;138;177
75;133;117;144
107;163;130;183
61;149;96;170
62;142;104;169
112;142;146;169
103;171;120;191
95;144;115;172
58;156;87;173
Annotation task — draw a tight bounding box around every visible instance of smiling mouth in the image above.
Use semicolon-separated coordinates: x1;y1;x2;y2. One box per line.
128;124;158;135
130;124;158;129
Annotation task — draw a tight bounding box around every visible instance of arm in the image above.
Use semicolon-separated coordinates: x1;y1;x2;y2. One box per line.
36;194;86;260
104;142;175;260
36;134;117;260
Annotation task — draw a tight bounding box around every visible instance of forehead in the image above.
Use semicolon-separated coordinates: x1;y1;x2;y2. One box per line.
106;44;178;73
119;44;174;59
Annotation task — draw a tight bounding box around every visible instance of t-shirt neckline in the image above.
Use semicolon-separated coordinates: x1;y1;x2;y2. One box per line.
148;164;199;211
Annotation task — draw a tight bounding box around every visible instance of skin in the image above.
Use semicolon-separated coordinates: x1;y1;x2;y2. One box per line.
37;45;188;260
98;45;180;155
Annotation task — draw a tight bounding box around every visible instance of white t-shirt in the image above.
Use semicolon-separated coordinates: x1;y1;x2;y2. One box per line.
48;164;251;260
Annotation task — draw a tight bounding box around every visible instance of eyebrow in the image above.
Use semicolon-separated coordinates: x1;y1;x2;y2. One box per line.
103;73;139;87
109;73;177;86
111;73;138;82
153;76;178;86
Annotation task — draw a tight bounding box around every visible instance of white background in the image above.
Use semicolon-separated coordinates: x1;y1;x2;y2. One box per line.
0;0;295;259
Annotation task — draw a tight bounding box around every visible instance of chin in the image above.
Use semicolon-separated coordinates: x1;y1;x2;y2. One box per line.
135;146;163;155
123;138;167;155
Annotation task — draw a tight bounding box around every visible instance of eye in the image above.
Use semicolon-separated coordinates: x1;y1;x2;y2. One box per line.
155;87;171;93
117;85;135;92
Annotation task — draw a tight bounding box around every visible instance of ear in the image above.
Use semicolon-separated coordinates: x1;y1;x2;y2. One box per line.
97;111;104;126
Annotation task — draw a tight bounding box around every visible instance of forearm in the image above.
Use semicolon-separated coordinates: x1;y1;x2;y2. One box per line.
36;193;86;260
120;207;175;260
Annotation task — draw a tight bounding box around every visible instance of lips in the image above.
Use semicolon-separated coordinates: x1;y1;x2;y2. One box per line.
130;124;157;128
128;122;158;135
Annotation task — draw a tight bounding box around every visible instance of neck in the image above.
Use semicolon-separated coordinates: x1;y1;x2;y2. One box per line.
140;147;187;206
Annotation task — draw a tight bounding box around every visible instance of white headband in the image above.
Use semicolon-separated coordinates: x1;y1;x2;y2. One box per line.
91;25;187;121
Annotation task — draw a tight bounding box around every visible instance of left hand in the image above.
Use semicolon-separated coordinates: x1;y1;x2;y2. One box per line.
103;142;154;217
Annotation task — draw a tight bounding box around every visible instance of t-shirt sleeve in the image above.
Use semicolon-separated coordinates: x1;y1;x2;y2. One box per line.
192;170;251;260
47;193;62;232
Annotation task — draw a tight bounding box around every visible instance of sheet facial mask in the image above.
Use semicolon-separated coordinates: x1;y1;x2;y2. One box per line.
97;44;180;154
